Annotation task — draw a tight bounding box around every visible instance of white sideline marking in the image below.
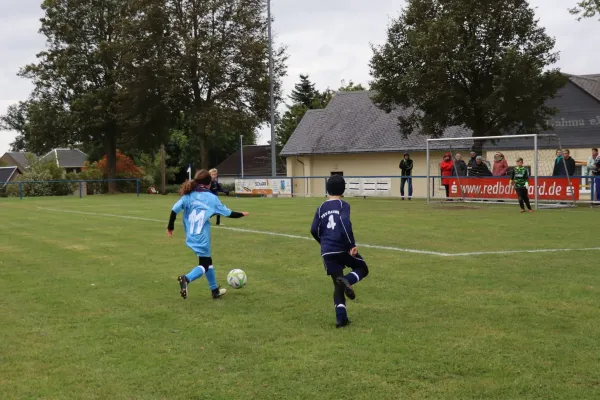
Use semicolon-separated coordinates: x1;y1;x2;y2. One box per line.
36;207;600;257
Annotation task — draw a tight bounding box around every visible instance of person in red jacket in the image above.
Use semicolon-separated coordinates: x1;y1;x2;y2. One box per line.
492;152;509;176
440;152;454;199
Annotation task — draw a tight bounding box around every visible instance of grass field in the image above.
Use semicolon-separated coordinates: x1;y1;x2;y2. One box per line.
1;195;600;399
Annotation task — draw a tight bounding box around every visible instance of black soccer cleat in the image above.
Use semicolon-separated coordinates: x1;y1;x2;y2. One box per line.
212;286;227;299
336;276;356;300
177;275;188;299
336;318;351;328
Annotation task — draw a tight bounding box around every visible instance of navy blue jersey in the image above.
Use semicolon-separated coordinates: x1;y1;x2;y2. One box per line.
210;180;228;196
310;199;356;256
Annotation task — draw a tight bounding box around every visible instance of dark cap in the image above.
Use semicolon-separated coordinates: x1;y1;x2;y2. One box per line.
326;175;346;196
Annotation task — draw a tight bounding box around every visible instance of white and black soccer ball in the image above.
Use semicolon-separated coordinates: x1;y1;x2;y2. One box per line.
227;269;247;289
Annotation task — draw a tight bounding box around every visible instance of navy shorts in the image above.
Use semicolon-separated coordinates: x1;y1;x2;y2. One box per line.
322;252;367;275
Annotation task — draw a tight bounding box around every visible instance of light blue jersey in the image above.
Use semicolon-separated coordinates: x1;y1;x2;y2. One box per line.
172;189;232;257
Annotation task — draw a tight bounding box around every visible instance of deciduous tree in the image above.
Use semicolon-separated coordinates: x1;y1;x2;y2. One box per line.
569;0;600;20
166;0;287;169
369;0;567;149
1;0;175;192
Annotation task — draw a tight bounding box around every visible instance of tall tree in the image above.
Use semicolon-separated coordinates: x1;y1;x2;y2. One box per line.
276;103;308;151
339;80;367;92
289;74;320;108
1;0;174;192
569;1;600;20
369;0;567;148
165;0;287;169
1;95;74;153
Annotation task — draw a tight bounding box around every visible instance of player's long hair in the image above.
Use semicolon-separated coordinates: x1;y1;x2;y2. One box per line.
179;170;212;195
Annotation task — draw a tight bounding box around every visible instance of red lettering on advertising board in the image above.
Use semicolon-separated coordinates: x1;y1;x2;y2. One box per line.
447;177;579;200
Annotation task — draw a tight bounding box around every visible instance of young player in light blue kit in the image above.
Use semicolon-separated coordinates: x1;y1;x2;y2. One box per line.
166;170;248;299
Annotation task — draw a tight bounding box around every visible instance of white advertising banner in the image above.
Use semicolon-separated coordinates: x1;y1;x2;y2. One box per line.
344;178;392;197
235;178;292;195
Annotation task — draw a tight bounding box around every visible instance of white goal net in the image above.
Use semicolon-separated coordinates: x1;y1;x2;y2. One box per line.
425;134;579;209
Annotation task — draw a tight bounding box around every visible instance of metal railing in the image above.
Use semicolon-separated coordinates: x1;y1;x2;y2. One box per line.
231;175;600;205
0;179;141;200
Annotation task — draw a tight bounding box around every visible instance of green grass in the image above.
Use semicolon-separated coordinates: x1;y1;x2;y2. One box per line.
1;195;599;399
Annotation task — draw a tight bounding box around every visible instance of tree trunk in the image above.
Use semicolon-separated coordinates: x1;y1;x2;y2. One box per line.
160;144;166;195
105;132;118;194
199;134;209;170
194;117;210;170
471;139;484;157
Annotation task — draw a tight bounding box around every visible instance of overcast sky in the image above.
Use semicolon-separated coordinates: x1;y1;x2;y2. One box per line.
1;0;599;154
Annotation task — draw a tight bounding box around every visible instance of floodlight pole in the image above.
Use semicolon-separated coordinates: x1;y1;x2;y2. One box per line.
267;0;276;178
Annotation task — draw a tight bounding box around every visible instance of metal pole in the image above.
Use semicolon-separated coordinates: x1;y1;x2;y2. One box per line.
240;134;244;177
267;0;276;178
534;134;539;210
426;139;431;203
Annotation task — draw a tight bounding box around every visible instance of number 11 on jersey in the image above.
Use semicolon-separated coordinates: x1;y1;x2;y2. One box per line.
188;209;206;234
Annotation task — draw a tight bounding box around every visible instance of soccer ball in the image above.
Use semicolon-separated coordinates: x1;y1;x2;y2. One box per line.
227;269;247;289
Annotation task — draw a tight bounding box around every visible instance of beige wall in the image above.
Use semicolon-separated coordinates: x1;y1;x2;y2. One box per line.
286;147;597;198
287;152;447;197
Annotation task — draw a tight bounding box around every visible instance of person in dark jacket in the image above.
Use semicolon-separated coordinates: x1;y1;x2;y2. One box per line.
399;152;413;200
467;151;478;168
453;153;468;176
552;149;576;177
551;149;563;176
209;168;229;226
469;156;493;177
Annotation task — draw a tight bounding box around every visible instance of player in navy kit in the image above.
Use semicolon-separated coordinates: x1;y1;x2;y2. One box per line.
310;175;369;328
209;168;229;226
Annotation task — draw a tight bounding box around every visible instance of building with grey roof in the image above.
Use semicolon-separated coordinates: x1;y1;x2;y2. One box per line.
0;152;36;173
281;75;600;197
38;148;89;173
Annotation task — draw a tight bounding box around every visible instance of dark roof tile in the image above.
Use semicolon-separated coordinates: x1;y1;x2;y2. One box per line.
0;166;18;187
569;75;600;102
39;148;88;167
281;76;600;156
280;91;471;156
5;152;36;169
214;145;285;176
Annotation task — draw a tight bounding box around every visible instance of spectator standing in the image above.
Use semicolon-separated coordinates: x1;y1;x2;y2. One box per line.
467;151;478;172
453;153;468;176
590;148;600;204
492;152;508;176
553;149;576;177
399;152;413;200
595;156;600;205
587;148;598;174
551;149;563;176
470;156;493;177
440;152;454;199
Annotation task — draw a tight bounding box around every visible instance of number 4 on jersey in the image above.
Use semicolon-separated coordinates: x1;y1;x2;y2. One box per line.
327;214;336;230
